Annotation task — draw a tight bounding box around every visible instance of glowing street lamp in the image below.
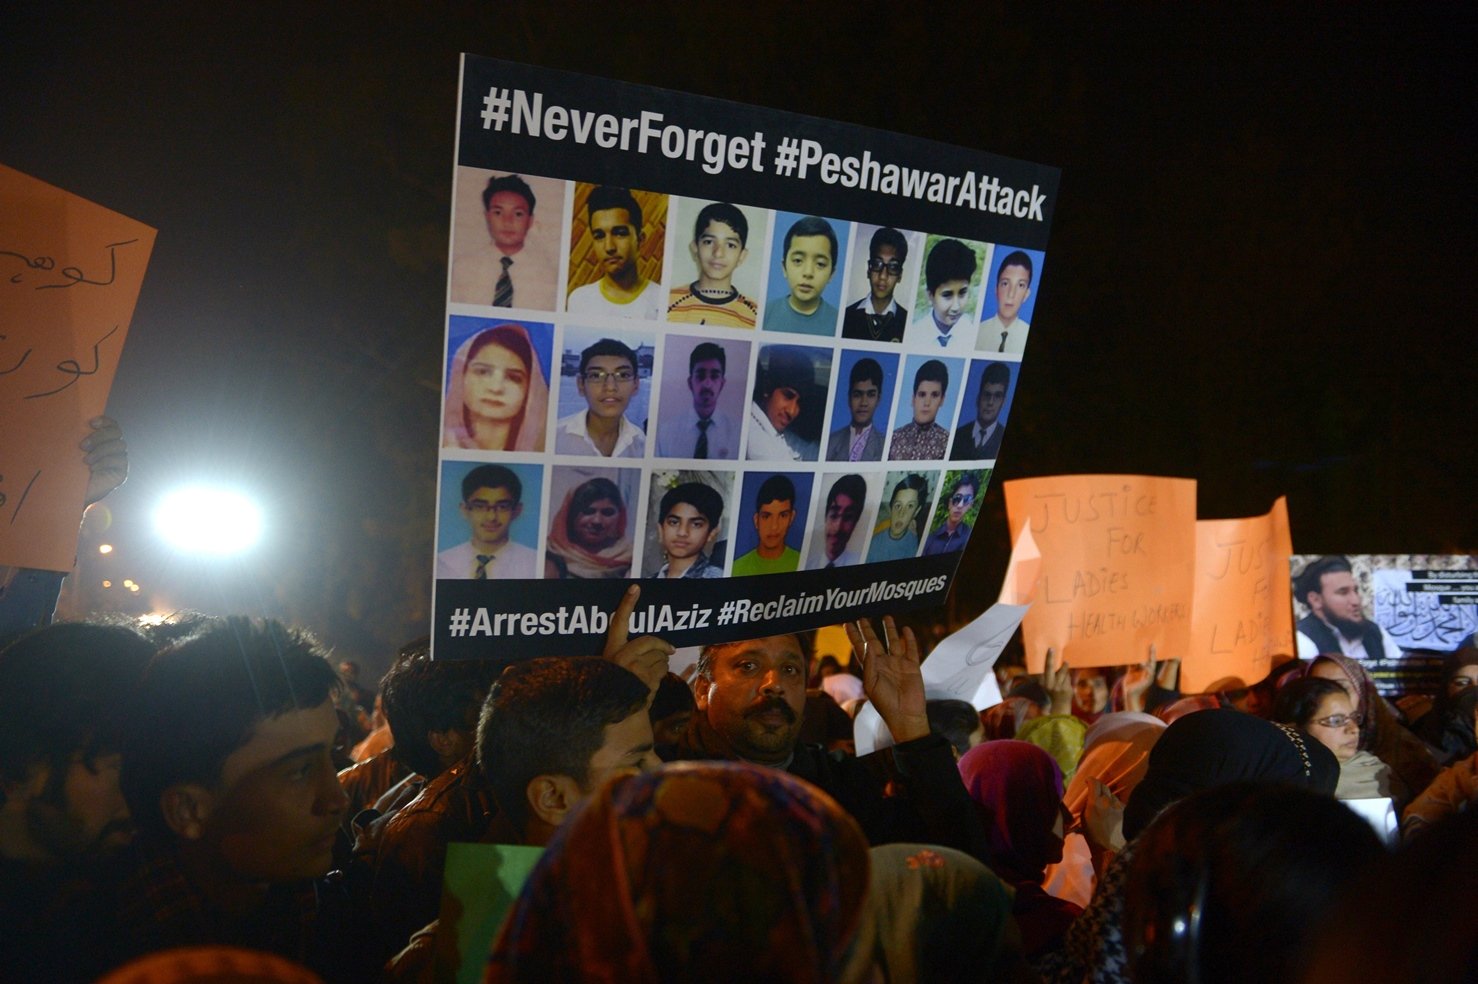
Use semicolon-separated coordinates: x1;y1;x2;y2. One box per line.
153;486;264;557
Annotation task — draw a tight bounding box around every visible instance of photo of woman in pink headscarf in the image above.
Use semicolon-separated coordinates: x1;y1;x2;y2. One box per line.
442;319;551;452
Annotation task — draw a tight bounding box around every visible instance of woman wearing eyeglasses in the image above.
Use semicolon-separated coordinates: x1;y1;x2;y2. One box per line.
1273;676;1391;800
545;477;632;580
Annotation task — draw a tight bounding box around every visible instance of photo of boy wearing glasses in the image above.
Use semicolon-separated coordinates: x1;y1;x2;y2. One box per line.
841;226;911;342
922;471;986;556
554;337;647;457
437;464;539;578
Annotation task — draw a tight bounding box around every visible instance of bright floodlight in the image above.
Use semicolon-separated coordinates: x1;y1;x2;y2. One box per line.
154;486;264;556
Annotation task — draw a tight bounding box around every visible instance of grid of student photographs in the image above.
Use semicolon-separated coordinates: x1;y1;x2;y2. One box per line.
436;167;1039;583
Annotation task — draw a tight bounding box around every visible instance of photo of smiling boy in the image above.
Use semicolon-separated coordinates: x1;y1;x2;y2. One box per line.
436;463;539;579
566;185;666;320
554;337;646;458
763;214;846;336
911;237;983;352
666;201;761;328
651;481;726;579
976;248;1040;354
841;226;912;342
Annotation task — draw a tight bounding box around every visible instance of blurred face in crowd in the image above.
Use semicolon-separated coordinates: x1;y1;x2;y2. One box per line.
6;751;132;863
1073;669;1110;715
580;708;661;793
1446;662;1478;698
696;635;807;766
1306;691;1361;762
1309;661;1360;714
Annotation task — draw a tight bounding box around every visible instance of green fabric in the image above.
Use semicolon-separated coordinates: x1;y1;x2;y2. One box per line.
1017;714;1088;784
732;546;800;576
433;842;544;984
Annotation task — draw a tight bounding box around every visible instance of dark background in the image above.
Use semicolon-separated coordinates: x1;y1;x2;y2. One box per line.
3;3;1472;672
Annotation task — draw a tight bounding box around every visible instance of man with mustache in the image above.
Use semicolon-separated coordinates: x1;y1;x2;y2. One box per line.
666;620;986;852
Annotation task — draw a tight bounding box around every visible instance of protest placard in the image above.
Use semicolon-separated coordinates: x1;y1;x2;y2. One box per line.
0;165;154;571
1002;475;1196;671
1184;497;1294;693
432;56;1060;657
433;842;544;984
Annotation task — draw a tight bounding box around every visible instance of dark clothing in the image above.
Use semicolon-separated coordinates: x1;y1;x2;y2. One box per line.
0;567;65;644
1297;612;1387;661
841;298;908;342
666;713;988;859
338;749;413;834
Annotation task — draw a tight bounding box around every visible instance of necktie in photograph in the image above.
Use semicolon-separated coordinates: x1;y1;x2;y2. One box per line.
694;418;711;458
850;430;867;461
474;554;492;579
493;256;514;307
999;331;1008;352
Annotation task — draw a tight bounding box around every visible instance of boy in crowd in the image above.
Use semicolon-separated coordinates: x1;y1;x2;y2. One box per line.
666;202;758;328
732;475;801;576
889;359;951;460
436;465;537;579
653;482;725;579
913;238;977;352
763;216;840;335
554;338;646;458
841;227;909;342
566;186;663;320
976;249;1034;353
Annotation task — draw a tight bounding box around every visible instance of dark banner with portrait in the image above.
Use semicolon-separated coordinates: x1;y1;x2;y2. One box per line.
433;55;1060;658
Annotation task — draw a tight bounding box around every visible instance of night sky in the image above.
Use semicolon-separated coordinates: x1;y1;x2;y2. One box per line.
3;3;1472;669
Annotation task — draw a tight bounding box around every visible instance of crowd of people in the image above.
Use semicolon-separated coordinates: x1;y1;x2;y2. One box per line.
2;428;1475;982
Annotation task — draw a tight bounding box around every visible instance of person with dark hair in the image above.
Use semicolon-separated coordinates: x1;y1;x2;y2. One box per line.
927;699;985;758
666;202;758;328
1;620;156;979
923;472;979;556
656;341;738;459
442;322;550;452
826;357;886;461
1305;652;1438;811
870;473;929;561
889;358;950;460
732;474;800;576
763;215;841;335
554;338;646;458
1293;555;1401;661
1122;782;1383;984
1401;689;1478;839
478;657;657;847
545;477;633;579
746;344;819;461
649;672;697;756
976;249;1034;353
914;238;977;351
487;763;871;983
815;473;867;568
1413;647;1478;763
670;619;989;858
567;186;663;319
1274;675;1393;800
436;464;536;579
450;172;556;310
653;482;724;579
951;361;1011;460
79;617;356;980
842;226;910;342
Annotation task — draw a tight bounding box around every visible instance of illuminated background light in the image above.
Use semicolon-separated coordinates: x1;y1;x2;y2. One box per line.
98;543;113;554
153;486;265;557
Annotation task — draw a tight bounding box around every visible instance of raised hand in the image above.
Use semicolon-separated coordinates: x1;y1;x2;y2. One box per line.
602;584;673;694
82;416;128;506
846;616;928;743
1042;647;1073;715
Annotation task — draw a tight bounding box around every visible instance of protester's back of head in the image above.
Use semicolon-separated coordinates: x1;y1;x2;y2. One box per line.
1124;781;1383;984
120;616;340;838
378;645;501;779
487;761;871;983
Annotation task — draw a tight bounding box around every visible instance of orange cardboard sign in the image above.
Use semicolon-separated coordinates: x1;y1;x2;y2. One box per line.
0;165;155;571
1185;497;1294;692
1003;475;1197;671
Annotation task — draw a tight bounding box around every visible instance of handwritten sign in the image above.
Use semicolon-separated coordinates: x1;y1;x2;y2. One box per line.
0;165;154;571
1184;497;1294;692
1003;475;1197;670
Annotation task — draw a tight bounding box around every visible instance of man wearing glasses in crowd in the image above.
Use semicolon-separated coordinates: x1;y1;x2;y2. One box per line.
437;464;538;578
555;338;647;458
923;473;979;556
841;227;910;342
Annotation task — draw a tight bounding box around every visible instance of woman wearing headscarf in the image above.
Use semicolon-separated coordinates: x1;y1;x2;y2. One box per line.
486;762;872;984
1035;710;1339;984
1043;712;1166;907
1307;651;1439;809
442;323;549;451
1016;714;1087;784
544;477;633;579
1273;675;1392;800
862;844;1024;984
958;741;1081;959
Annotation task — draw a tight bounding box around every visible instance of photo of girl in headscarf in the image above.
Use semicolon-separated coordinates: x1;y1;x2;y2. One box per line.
442;319;551;452
544;469;638;579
